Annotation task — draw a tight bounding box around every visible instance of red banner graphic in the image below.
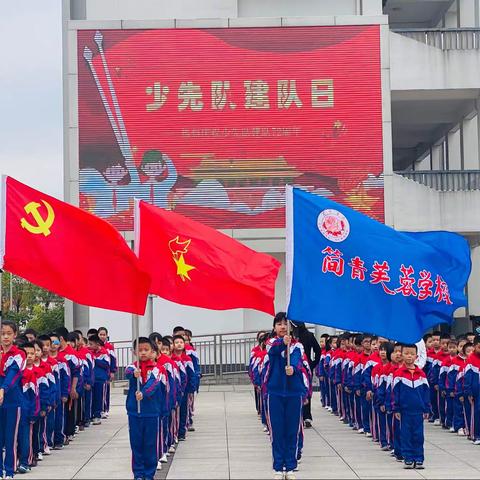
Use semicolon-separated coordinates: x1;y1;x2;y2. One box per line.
78;26;383;230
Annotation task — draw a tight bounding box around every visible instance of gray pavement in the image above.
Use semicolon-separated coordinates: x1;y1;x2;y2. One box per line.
30;384;480;479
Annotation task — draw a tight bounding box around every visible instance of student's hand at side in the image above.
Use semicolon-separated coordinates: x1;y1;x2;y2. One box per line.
434;385;439;391
459;396;464;403
423;413;429;420
344;387;351;394
40;411;46;417
319;376;324;381
134;369;141;379
449;392;455;398
380;405;386;413
61;396;68;404
441;391;446;398
135;391;143;401
394;412;401;421
47;406;52;413
70;390;79;401
469;395;474;403
0;389;4;406
366;391;373;401
283;335;292;346
285;366;294;376
85;384;91;391
355;390;361;397
110;373;115;381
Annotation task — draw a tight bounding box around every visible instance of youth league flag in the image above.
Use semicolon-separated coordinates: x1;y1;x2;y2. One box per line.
0;176;150;315
286;186;471;343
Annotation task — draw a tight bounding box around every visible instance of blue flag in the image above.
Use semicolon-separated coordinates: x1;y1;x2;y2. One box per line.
286;187;471;343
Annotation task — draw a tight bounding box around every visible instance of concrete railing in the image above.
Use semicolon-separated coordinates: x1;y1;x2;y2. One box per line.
393;28;480;50
397;170;480;191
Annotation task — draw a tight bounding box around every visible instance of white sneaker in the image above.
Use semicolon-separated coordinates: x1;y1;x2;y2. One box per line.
457;429;466;436
473;439;480;445
169;446;176;453
75;426;80;434
160;454;168;463
43;446;52;455
156;461;162;470
92;418;102;425
433;419;441;426
101;412;108;419
285;472;296;480
304;419;312;428
365;432;372;438
449;427;455;432
273;472;284;480
37;452;44;461
357;428;364;434
263;426;269;432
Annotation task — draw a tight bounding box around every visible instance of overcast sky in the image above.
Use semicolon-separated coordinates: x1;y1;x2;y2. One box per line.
0;1;63;198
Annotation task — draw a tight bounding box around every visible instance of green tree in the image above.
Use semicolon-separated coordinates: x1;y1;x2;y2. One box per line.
27;304;64;334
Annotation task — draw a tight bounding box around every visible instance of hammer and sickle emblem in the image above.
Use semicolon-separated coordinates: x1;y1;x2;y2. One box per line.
20;200;55;237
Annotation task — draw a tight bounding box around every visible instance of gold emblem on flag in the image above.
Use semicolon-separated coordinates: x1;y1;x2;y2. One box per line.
20;200;55;237
169;236;195;282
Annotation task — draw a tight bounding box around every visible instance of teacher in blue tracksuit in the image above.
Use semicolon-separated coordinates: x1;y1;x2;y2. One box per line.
266;312;307;480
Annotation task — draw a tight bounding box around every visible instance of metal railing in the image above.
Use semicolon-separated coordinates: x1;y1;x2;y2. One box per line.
113;330;259;381
393;28;480;50
397;170;480;191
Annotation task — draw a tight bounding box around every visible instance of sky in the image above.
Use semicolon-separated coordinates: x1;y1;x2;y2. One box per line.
0;1;63;198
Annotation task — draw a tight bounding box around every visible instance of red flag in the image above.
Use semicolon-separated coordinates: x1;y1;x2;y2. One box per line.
0;176;150;315
136;200;281;314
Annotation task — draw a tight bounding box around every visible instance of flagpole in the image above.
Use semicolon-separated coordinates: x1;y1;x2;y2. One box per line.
133;313;141;414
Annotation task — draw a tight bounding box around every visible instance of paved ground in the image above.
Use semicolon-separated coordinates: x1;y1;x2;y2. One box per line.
29;384;480;479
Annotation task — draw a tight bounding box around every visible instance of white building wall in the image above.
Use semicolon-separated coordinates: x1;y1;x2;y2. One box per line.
464;115;480;169
448;128;462;170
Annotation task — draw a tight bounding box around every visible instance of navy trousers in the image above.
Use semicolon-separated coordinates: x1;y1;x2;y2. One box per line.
47;407;55;447
0;407;20;477
18;414;32;467
128;415;159;480
93;381;106;419
376;408;388;447
453;396;465;432
393;416;402;459
178;393;189;438
400;413;424;463
54;402;65;446
267;394;302;472
361;396;371;433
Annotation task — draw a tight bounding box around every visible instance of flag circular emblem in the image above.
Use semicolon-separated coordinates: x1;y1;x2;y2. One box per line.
317;209;350;242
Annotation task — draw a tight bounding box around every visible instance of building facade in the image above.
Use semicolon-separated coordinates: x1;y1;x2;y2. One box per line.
63;0;480;340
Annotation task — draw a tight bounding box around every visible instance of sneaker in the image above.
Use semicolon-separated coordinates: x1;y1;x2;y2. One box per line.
75;426;80;434
285;472;296;480
43;446;51;455
160;454;168;463
178;436;186;441
449;427;455;432
473;439;480;445
53;444;64;450
263;426;269;432
304;419;312;429
404;461;414;469
187;426;195;432
433;419;441;426
415;462;425;469
395;456;404;462
357;428;364;434
169;446;176;453
79;425;85;432
101;412;108;419
457;428;466;436
92;418;102;425
156;461;162;470
365;432;372;438
37;452;43;461
273;472;284;480
381;446;390;451
17;465;31;474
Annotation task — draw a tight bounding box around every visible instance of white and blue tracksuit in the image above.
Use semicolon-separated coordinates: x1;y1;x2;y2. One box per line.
393;366;431;464
463;353;480;441
125;361;164;480
265;337;307;473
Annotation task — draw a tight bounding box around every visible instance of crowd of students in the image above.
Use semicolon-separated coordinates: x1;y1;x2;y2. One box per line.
0;321;117;478
125;327;201;480
249;317;480;479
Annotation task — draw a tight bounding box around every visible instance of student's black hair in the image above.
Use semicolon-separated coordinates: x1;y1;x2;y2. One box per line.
161;338;172;348
473;336;480;346
463;342;474;355
320;333;330;339
432;330;441;337
465;332;475;337
49;332;59;340
354;335;364;346
258;332;269;346
379;341;394;362
149;332;163;344
97;327;108;334
185;329;192;337
87;328;98;336
15;335;28;347
33;339;44;350
67;332;79;343
273;312;287;327
151;342;159;354
1;320;18;334
88;334;104;346
37;334;51;343
440;333;451;340
163;335;173;343
456;334;467;341
133;337;153;350
401;343;418;352
55;327;69;342
73;329;84;337
22;341;35;351
371;335;378;342
173;326;185;334
393;342;403;350
362;333;373;341
448;339;458;346
24;328;37;337
423;333;432;342
173;334;185;342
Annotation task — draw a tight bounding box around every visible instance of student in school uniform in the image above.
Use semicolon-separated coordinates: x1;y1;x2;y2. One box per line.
98;327;117;419
385;343;403;459
455;341;474;437
439;339;459;431
88;335;110;426
126;337;164;480
463;336;480;445
393;343;431;469
17;342;39;474
0;320;26;479
265;312;307;480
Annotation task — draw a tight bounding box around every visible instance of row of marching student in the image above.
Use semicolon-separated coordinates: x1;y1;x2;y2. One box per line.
250;317;480;480
0;321;117;479
125;326;201;480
